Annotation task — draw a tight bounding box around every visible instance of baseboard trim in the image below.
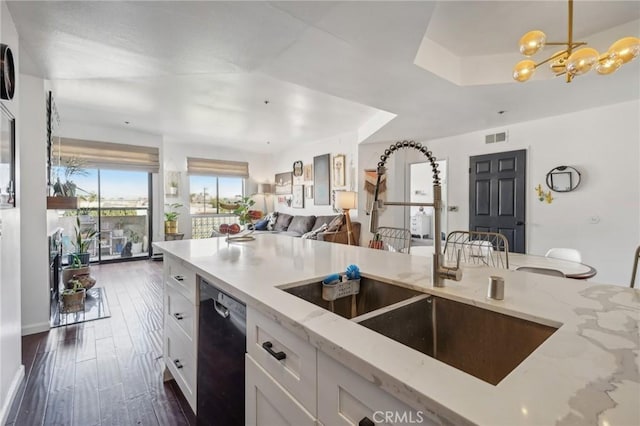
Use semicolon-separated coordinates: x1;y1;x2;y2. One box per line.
0;365;25;425
21;321;50;336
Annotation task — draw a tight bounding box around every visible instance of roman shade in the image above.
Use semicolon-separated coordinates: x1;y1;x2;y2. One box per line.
54;137;159;173
187;157;249;178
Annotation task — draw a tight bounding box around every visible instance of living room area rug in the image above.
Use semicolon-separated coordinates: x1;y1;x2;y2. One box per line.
50;286;111;328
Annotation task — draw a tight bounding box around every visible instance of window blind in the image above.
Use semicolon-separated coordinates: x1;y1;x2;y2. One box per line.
187;157;249;178
53;137;160;173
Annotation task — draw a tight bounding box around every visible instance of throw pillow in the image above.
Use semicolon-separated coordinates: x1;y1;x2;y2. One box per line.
301;223;328;240
274;213;294;231
266;212;278;231
253;217;269;231
326;215;344;232
287;215;316;235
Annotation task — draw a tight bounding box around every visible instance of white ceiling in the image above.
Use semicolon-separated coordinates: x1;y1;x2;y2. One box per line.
7;1;640;153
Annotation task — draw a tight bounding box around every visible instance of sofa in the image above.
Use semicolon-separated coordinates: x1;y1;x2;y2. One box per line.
253;212;361;246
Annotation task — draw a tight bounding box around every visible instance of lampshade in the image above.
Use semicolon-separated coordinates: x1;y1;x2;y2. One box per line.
519;30;546;56
566;47;599;76
336;191;357;210
608;37;640;64
596;57;622;75
513;60;536;82
257;183;273;194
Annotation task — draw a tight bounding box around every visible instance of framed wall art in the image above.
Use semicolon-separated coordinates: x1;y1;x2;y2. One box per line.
333;154;345;187
275;172;293;195
313;154;330;205
303;164;313;181
305;185;313;199
292;185;304;208
0;103;15;208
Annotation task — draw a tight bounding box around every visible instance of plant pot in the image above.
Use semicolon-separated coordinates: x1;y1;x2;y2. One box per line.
132;242;143;254
62;265;90;287
67;252;90;266
165;220;178;234
168;187;178;195
72;273;96;291
61;288;85;313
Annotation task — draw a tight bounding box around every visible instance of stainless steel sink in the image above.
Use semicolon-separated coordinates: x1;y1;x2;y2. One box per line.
356;296;558;385
281;277;558;385
281;276;423;320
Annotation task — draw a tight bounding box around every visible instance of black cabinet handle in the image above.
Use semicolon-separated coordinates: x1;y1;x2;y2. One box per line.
359;417;375;426
516;221;525;226
173;359;183;369
173;313;184;320
173;275;184;282
262;341;286;361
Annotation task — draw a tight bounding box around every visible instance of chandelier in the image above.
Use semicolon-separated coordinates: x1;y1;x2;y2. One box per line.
513;0;640;83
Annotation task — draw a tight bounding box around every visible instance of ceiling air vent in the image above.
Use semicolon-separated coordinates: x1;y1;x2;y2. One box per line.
485;131;508;144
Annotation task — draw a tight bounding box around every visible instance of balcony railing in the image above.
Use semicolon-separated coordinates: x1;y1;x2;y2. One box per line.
191;214;240;239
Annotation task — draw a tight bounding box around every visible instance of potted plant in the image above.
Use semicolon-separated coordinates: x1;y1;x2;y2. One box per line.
128;229;143;254
164;203;183;234
168;180;178;196
61;278;86;313
62;253;90;286
233;196;256;228
69;216;99;265
52;156;88;197
78;207;91;222
113;220;124;237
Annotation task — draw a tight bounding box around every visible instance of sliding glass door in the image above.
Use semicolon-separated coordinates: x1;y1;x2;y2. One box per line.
58;168;151;264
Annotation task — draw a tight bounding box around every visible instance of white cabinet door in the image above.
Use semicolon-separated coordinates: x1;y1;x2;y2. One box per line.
246;355;315;426
318;352;439;426
247;308;317;415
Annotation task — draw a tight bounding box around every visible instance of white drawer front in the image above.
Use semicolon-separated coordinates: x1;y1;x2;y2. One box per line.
247;309;317;416
246;355;315;426
166;283;196;342
165;319;197;412
318;352;438;426
165;257;197;303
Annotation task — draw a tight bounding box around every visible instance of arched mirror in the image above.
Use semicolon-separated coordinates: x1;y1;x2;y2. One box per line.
546;165;581;192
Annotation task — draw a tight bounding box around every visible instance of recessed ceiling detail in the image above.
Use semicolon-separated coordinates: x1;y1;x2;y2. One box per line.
7;1;640;151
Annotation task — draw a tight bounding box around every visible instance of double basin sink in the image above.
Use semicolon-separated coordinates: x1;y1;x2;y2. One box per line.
282;276;557;385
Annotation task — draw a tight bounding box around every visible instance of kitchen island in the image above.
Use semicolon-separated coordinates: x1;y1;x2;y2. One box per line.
153;234;639;425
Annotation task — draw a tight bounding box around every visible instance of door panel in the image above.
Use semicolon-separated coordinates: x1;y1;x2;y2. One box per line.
469;150;526;253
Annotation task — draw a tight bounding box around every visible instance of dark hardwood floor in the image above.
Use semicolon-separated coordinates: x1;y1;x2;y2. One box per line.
6;260;195;426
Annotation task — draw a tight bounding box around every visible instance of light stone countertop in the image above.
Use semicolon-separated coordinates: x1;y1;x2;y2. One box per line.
153;234;640;426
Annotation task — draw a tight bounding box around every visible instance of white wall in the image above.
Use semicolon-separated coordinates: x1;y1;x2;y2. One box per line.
267;132;359;218
366;100;639;286
0;1;24;421
162;140;270;239
19;75;48;335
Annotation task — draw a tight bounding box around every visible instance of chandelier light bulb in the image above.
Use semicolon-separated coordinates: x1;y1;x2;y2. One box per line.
549;50;569;74
596;56;623;75
566;47;599;76
608;37;640;64
519;30;547;56
513;60;536;82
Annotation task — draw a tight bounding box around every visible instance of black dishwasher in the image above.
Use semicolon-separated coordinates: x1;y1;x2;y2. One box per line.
197;277;246;425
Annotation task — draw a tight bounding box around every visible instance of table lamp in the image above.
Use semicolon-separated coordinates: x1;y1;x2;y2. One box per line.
256;183;274;213
336;191;357;245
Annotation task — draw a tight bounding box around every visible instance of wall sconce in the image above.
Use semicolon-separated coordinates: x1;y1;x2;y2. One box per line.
336;191;357;245
535;184;553;204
